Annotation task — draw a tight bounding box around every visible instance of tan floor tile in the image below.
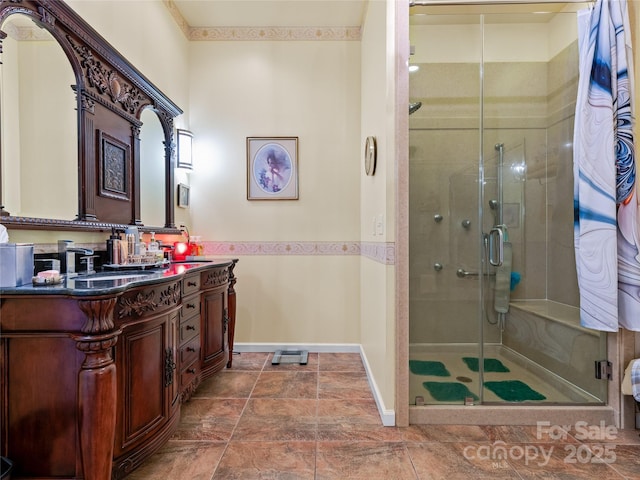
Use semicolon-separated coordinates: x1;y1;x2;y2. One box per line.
507;442;626;479
226;352;268;371
319;371;374;400
126;440;226;480
213;441;316;479
317;399;381;424
406;442;521;479
318;352;365;372
482;425;579;444
604;444;640;478
232;398;317;441
317;423;404;442
252;371;318;398
402;424;491;443
172;398;246;441
316;441;417;480
194;371;259;398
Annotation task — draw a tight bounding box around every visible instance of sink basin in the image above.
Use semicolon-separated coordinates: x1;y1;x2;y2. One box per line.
75;273;153;282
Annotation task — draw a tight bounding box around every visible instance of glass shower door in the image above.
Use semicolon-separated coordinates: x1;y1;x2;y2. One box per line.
409;12;485;405
409;4;608;407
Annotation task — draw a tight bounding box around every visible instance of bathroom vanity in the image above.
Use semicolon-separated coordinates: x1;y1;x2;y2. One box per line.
0;260;237;480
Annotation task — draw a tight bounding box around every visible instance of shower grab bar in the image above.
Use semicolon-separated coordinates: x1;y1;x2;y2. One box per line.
456;268;495;278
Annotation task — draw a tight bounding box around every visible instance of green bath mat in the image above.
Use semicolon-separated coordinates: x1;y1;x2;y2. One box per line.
462;357;510;373
410;360;450;377
423;382;479;402
484;380;546;402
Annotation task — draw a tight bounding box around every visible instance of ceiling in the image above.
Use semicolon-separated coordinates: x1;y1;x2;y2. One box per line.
171;0;369;28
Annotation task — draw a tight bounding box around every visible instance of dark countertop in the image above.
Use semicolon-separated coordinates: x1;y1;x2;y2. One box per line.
0;260;235;297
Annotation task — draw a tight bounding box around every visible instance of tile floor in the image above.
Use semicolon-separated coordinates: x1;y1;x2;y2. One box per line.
127;352;640;479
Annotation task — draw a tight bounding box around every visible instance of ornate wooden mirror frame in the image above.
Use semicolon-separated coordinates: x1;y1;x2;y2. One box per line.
0;0;183;233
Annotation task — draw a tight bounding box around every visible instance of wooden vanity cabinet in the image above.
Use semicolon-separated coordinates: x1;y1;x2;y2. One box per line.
0;262;237;480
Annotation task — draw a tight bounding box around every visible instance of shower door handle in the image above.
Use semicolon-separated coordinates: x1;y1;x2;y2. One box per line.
488;227;504;267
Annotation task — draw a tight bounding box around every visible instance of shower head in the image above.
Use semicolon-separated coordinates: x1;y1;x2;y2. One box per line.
488;199;498;210
409;101;422;115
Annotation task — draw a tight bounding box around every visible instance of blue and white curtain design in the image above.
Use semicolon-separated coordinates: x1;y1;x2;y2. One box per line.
573;0;638;331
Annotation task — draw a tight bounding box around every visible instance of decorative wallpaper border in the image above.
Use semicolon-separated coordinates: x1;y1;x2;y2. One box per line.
361;242;396;265
32;241;394;265
164;1;361;42
188;26;361;42
204;241;395;265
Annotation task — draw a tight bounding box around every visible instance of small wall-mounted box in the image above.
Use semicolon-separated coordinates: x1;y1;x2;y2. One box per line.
0;243;34;287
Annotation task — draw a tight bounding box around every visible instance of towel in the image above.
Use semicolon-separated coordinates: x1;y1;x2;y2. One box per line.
621;359;640;402
494;242;512;314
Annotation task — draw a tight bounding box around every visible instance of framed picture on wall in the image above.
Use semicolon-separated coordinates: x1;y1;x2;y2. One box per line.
177;183;190;208
247;137;298;200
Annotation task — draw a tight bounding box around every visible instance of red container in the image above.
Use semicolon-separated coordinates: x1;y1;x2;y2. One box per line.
172;242;189;261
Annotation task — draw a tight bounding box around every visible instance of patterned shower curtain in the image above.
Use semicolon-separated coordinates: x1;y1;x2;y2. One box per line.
573;0;638;331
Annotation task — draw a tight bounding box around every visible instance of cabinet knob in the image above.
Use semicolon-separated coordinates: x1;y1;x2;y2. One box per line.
187;368;196;374
186;325;195;330
186;303;196;309
187;281;197;287
187;346;195;352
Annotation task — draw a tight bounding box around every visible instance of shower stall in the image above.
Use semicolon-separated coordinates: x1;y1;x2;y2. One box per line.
408;2;609;410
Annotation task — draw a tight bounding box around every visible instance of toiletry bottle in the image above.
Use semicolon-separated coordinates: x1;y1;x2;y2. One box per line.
126;233;136;262
148;232;159;251
148;232;163;262
106;228;122;265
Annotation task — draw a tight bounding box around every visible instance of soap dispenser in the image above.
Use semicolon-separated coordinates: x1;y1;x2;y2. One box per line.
148;232;163;262
148;232;159;251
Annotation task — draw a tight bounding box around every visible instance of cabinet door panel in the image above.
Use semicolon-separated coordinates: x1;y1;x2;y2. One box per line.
201;288;227;374
4;336;83;477
116;317;167;452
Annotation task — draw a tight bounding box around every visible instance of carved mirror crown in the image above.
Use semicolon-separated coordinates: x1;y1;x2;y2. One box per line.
0;0;183;233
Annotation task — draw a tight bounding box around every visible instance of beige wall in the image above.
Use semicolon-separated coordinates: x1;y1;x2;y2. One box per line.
186;35;363;350
360;0;398;416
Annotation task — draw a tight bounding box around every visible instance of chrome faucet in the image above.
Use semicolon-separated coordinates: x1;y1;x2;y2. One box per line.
58;240;94;278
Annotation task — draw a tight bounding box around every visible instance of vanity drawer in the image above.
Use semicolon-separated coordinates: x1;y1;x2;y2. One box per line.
180;336;200;365
181;361;200;387
180;314;200;343
181;293;200;321
182;274;201;296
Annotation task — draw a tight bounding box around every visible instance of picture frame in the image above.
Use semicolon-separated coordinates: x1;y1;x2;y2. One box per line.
247;137;298;200
177;183;190;208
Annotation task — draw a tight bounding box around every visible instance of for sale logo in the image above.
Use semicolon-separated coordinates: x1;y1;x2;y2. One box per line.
462;421;618;468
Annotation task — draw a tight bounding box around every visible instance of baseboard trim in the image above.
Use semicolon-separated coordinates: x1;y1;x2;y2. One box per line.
233;342;396;426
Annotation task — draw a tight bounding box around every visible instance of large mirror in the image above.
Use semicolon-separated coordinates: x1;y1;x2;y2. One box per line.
140;108;166;227
0;0;182;233
1;13;77;221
